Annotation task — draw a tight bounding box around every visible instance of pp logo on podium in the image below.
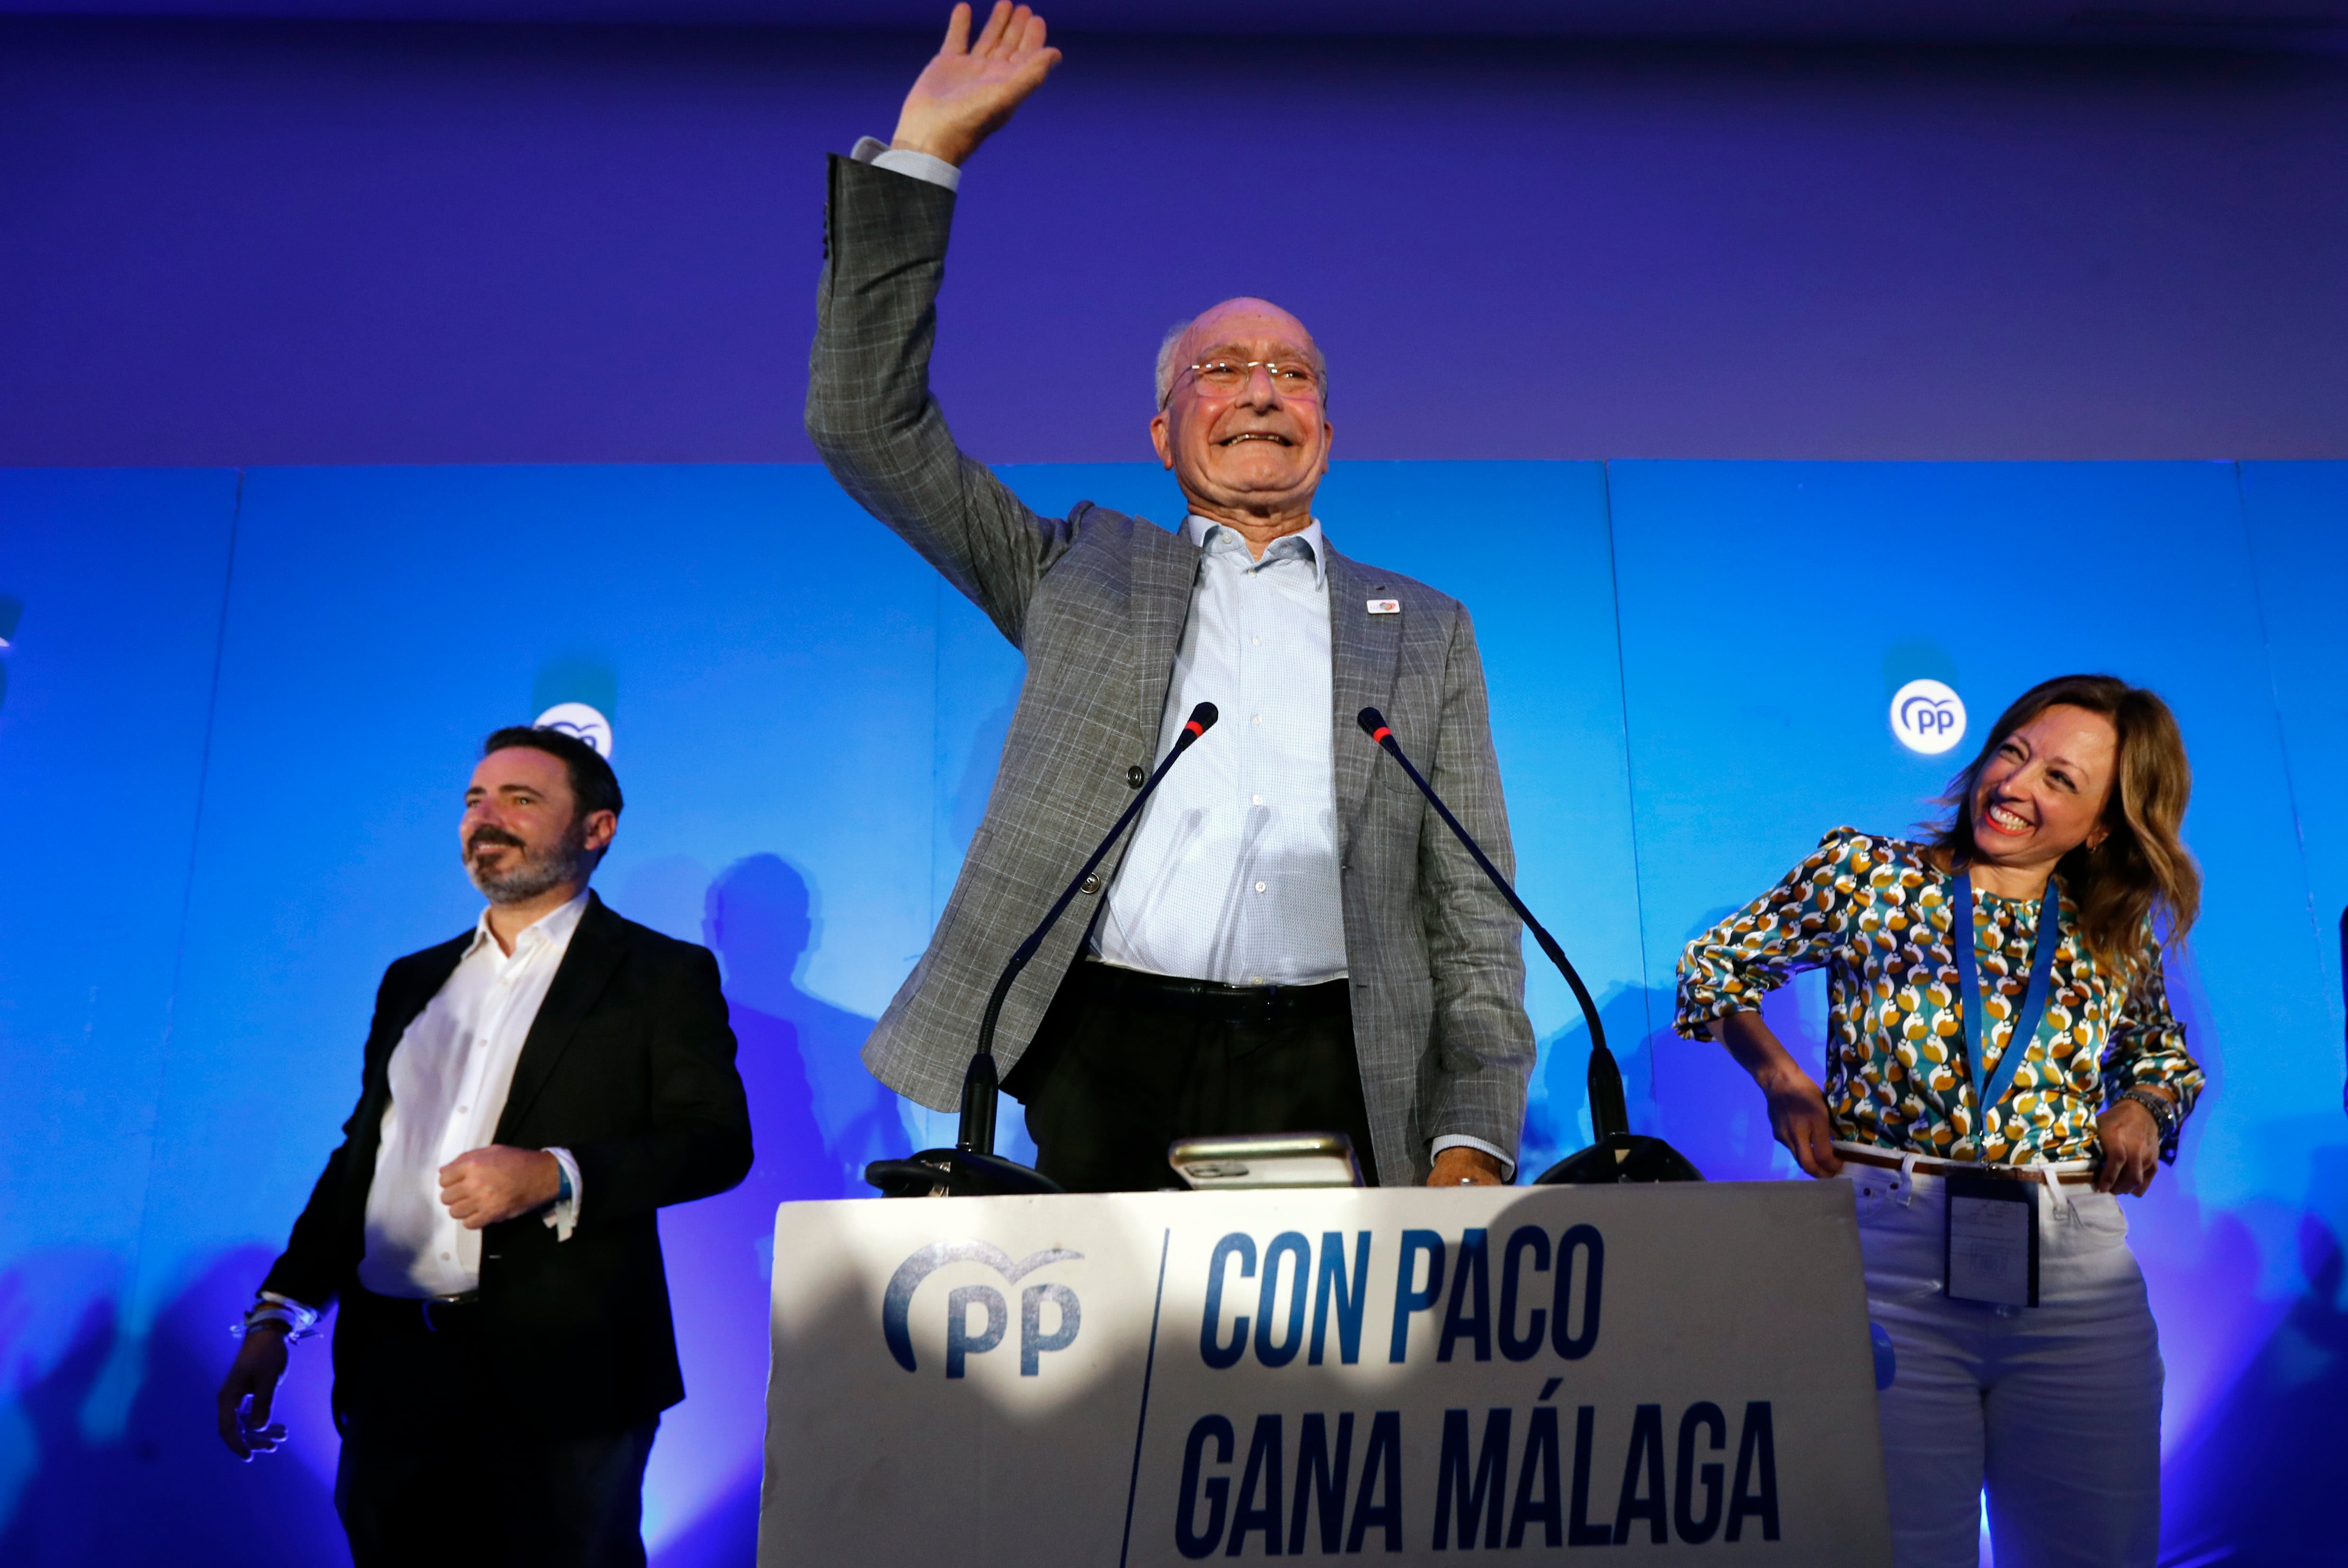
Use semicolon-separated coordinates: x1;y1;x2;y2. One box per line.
881;1241;1084;1378
1890;680;1966;756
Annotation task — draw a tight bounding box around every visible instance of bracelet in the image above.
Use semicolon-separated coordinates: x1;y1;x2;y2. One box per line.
234;1295;321;1344
2114;1087;2179;1142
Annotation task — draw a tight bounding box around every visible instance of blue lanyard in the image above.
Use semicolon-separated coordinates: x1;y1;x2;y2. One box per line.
1949;871;2063;1121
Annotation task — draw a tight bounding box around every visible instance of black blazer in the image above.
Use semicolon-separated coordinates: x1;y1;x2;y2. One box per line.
262;892;753;1434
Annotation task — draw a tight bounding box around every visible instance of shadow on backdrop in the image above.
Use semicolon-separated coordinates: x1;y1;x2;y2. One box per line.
1530;899;1831;1188
1522;976;1822;1187
0;1246;346;1567
2157;1165;2348;1568
649;854;899;1568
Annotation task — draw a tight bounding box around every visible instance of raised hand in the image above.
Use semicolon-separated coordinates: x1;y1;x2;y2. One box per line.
891;2;1062;167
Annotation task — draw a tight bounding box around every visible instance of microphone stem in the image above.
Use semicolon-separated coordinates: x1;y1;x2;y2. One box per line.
1376;738;1630;1142
956;725;1210;1154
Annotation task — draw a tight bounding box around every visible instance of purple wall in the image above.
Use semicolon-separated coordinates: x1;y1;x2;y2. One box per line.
2;18;2343;469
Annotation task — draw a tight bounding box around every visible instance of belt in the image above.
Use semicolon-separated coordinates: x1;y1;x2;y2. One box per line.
1076;960;1350;1025
416;1291;482;1335
354;1286;484;1335
1837;1144;2099;1188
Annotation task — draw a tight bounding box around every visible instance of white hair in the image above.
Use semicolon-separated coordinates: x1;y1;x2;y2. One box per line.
1153;313;1329;410
1154;317;1194;410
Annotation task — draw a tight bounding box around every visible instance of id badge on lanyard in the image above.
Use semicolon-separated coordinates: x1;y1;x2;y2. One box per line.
1942;870;2061;1308
1946;1172;2039;1306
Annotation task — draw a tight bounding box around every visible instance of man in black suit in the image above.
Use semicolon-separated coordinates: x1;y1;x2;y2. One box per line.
214;726;753;1568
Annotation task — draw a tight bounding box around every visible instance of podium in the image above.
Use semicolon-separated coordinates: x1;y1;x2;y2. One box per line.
757;1182;1893;1564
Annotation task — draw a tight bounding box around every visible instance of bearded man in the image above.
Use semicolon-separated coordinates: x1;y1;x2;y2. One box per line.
214;726;751;1568
810;3;1537;1191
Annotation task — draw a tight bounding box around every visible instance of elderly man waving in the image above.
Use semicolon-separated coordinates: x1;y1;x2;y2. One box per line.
810;2;1535;1191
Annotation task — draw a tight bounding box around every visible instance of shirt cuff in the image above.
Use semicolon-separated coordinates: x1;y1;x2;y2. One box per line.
851;135;962;192
1430;1134;1515;1181
543;1147;582;1241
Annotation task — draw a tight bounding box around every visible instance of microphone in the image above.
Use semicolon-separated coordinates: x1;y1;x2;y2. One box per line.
1356;708;1700;1185
868;703;1221;1197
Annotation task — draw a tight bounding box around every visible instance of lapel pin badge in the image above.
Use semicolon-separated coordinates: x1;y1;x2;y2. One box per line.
1366;598;1400;615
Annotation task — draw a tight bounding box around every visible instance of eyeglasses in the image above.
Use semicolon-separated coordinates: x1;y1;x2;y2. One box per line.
1179;358;1322;401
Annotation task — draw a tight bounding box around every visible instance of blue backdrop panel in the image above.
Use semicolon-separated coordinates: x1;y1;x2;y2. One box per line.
2;458;2342;1566
2240;461;2348;1041
2164;459;2348;1564
1607;460;2346;1563
0;469;241;1557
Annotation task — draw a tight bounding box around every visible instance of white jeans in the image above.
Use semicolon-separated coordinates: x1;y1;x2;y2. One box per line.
1849;1164;2164;1568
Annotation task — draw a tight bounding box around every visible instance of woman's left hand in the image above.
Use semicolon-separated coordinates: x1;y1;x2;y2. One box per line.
2094;1099;2163;1195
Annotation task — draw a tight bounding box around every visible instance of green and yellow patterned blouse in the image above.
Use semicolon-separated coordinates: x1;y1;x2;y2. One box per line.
1675;827;2203;1166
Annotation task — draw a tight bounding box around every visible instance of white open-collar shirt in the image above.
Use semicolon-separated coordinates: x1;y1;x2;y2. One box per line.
358;891;586;1300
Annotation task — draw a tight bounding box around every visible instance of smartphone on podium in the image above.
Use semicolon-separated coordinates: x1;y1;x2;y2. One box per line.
1168;1132;1364;1190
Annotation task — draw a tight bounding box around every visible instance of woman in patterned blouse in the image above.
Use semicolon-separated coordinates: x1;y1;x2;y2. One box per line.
1677;674;2201;1568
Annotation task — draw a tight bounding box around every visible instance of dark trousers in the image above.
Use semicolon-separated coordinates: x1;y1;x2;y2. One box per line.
1005;959;1379;1193
333;1289;658;1568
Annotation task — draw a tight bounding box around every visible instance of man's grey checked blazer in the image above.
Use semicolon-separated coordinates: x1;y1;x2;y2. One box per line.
807;154;1534;1185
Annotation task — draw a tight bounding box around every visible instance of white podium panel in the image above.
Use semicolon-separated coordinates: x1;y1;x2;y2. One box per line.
759;1183;1891;1564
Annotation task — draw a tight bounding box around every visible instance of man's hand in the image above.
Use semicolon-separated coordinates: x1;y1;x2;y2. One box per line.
215;1322;290;1460
2095;1097;2163;1196
891;2;1062;167
438;1145;561;1230
1427;1146;1507;1187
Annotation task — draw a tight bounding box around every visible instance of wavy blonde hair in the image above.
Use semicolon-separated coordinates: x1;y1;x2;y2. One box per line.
1930;674;2199;976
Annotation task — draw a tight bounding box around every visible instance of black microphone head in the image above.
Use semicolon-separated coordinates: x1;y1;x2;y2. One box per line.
1183;702;1219;738
1358;707;1395;745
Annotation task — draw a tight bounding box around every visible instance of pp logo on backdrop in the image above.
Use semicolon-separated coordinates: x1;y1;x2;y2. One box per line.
534;702;614;760
882;1241;1084;1378
1890;680;1966;756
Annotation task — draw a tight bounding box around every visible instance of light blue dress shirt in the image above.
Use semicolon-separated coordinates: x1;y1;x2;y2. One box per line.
1095;518;1346;987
